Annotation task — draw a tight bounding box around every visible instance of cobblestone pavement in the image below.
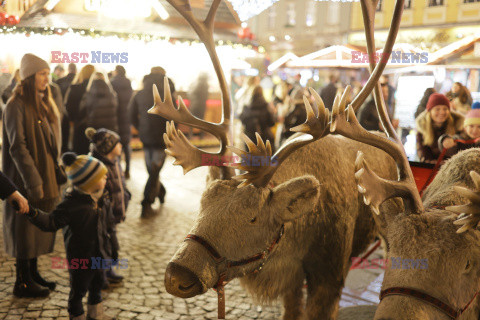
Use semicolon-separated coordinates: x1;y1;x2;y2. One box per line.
0;151;382;320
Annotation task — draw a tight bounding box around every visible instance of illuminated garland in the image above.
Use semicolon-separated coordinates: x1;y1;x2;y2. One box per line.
0;26;266;53
227;0;280;21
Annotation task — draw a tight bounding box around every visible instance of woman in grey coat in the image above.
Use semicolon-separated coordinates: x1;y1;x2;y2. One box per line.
2;54;62;298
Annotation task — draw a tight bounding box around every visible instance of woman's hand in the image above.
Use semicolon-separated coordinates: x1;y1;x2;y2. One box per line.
8;191;29;214
443;138;456;149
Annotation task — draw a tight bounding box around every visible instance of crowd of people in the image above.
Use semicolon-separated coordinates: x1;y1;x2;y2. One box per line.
0;54;175;320
0;53;477;320
232;74;477;166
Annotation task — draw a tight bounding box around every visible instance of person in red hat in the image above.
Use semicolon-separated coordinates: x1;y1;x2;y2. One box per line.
415;93;464;162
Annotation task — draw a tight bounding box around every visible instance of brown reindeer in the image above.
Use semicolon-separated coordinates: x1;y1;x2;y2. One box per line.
152;1;409;319
323;3;480;320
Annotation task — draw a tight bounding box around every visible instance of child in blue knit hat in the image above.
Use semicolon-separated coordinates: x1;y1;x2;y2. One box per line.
18;153;115;320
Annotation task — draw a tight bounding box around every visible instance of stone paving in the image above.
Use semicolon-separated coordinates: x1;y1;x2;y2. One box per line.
0;151;383;320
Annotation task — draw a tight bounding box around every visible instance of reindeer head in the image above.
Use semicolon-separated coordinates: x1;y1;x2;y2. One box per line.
152;0;331;298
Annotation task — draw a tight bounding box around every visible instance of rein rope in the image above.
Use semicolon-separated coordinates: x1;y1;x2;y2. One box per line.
380;287;480;319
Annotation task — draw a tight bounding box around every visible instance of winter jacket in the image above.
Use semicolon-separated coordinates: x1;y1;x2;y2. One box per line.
240;96;275;144
415;110;464;162
1;79;16;104
55;73;75;99
82;80;118;133
129;73;176;149
110;75;133;142
27;188;114;264
358;99;381;131
65;80;90;154
0;170;17;200
438;131;480;159
91;150;130;223
320;82;337;111
2;96;61;258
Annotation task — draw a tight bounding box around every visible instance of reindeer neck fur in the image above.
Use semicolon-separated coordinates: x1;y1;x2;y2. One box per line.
239;135;398;303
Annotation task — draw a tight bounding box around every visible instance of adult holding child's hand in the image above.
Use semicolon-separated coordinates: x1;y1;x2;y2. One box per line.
3;53;63;298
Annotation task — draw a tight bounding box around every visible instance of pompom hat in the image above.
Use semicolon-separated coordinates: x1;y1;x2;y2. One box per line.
20;53;50;80
85;127;120;155
426;93;451;112
464;109;480;127
62;152;107;192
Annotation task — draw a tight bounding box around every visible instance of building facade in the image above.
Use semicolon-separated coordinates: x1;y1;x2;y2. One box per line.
248;0;352;61
349;0;480;51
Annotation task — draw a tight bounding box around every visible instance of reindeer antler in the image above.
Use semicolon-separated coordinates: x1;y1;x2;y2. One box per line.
329;0;423;214
447;171;480;233
230;90;330;188
148;0;232;179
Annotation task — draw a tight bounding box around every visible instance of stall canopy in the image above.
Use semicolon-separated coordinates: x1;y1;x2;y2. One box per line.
269;43;426;70
287;45;366;69
15;0;241;41
428;34;480;65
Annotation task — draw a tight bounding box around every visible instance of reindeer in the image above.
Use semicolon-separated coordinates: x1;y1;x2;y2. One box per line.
321;2;480;320
152;1;410;319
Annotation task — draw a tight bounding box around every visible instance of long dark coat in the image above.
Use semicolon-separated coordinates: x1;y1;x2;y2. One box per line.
2;97;61;258
110;75;133;143
65;80;90;154
82;80;118;133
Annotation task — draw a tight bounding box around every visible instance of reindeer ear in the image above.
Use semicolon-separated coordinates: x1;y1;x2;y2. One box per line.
270;176;320;223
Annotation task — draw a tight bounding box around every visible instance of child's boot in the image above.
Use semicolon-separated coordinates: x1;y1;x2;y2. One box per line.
70;314;86;320
87;302;116;320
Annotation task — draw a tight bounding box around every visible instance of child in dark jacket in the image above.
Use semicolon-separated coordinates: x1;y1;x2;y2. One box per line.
439;106;480;158
20;153;115;320
86;127;130;285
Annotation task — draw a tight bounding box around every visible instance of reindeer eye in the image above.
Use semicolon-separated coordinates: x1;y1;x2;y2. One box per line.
466;260;471;270
250;217;257;224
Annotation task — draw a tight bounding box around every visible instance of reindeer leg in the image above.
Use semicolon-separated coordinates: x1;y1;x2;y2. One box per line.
305;283;341;320
282;277;306;320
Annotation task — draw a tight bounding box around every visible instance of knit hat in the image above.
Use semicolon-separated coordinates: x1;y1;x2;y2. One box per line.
464;109;480;127
426;93;451;112
85;127;120;155
20;53;50;80
62;152;107;192
471;101;480;110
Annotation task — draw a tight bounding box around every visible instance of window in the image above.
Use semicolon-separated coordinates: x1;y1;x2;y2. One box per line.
404;0;412;8
305;0;316;27
327;2;340;25
428;0;444;6
286;2;296;26
464;0;480;3
268;5;276;30
376;0;382;11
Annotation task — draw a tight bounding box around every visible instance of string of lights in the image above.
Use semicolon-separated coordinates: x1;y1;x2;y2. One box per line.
0;25;265;53
227;0;280;21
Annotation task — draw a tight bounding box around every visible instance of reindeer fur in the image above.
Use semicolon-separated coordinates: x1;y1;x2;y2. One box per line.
168;134;402;320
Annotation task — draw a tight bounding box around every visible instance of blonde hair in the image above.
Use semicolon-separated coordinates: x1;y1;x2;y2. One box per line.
73;65;95;84
422;112;455;146
86;72;112;92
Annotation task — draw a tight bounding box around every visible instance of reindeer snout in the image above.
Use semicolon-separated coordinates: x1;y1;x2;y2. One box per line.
165;262;204;298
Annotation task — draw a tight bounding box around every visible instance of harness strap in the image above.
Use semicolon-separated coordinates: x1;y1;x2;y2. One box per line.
185;234;223;261
380;287;480;319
